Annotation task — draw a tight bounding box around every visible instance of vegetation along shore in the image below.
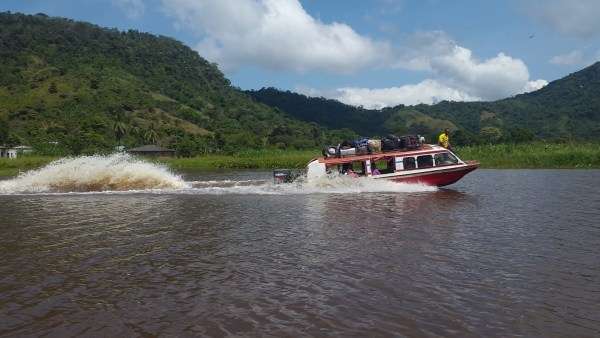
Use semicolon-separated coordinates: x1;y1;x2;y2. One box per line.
2;143;599;177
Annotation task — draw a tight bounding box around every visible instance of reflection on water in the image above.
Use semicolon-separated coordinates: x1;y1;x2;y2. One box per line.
1;170;600;337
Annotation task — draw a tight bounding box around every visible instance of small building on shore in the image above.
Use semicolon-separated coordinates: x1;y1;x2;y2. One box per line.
127;145;176;157
0;145;33;159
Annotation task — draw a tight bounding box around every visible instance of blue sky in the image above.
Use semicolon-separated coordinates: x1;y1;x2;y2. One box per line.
3;0;600;108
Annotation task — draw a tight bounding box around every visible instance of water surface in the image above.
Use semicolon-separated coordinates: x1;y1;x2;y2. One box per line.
1;169;599;337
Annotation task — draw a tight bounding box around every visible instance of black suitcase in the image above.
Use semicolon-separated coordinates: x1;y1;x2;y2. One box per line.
382;137;398;151
356;144;370;155
401;135;420;149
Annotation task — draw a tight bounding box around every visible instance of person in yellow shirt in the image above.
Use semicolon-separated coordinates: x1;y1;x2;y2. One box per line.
438;128;450;149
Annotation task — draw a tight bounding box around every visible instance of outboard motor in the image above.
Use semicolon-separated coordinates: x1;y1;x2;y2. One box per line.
273;169;295;184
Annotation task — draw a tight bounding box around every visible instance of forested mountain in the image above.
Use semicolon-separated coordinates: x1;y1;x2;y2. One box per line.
249;62;600;144
247;88;394;136
0;12;353;155
1;12;597;155
247;88;457;142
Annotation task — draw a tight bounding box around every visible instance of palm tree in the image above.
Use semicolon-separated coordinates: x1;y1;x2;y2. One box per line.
112;112;128;146
113;120;128;145
130;124;140;136
144;123;159;145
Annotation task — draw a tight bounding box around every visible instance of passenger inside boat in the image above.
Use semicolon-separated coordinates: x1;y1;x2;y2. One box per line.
371;160;381;175
352;161;366;176
340;163;352;174
339;162;366;176
368;158;394;174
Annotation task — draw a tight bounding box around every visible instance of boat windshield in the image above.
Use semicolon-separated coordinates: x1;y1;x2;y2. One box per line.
434;152;459;166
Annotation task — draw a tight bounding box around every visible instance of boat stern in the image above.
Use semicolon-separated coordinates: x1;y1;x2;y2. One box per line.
306;158;326;181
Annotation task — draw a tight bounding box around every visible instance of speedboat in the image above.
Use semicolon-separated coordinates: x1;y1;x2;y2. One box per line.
305;144;478;187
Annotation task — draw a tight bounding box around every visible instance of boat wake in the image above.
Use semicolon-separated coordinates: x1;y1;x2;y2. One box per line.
186;175;436;195
0;153;188;194
0;155;436;195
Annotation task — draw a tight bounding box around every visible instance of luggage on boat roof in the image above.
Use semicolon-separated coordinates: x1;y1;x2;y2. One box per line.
402;135;420;150
368;139;381;153
322;134;423;158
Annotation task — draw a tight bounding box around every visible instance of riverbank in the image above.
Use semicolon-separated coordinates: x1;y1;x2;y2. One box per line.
160;149;317;170
454;143;600;169
161;143;600;170
0;156;57;177
0;150;318;177
1;143;599;177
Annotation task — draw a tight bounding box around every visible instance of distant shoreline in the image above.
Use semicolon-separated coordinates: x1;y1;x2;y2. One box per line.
1;143;599;177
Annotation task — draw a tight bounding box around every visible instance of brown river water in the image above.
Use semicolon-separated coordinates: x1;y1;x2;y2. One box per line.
1;164;599;337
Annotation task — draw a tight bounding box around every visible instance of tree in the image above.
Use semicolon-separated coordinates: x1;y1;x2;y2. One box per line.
144;123;159;144
112;112;128;145
48;82;58;94
113;120;127;145
6;133;22;147
452;129;479;146
504;127;535;143
174;135;198;157
90;78;99;90
0;115;8;144
479;127;503;144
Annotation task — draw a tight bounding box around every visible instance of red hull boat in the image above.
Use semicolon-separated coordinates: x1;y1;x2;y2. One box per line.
306;144;479;187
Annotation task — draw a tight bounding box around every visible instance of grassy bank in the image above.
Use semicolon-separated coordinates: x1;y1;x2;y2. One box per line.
0;156;57;177
454;142;600;169
163;143;600;170
1;143;599;177
159;149;317;170
0;150;318;177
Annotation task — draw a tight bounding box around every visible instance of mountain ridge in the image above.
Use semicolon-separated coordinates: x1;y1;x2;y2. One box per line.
0;12;352;155
248;61;600;142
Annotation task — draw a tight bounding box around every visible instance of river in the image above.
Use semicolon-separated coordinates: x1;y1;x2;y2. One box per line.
1;164;599;337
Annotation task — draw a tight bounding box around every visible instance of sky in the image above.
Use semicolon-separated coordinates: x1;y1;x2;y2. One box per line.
2;0;600;108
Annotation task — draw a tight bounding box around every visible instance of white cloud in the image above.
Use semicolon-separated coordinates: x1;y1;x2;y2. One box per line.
161;0;390;73
302;75;547;109
160;1;545;106
301;34;547;108
523;79;549;93
527;0;600;38
430;45;546;100
550;50;585;66
112;0;146;19
391;30;456;71
301;80;479;109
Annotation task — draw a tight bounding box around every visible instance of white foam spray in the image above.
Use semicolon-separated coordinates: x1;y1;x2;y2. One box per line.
0;155;435;195
0;153;188;194
185;174;436;195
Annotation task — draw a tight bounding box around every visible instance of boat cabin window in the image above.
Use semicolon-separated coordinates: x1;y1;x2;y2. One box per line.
403;157;416;170
434;152;459;166
372;159;395;174
338;161;366;176
417;155;434;168
352;161;366;175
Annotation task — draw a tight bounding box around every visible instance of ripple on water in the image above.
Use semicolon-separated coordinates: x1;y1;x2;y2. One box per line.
1;170;600;337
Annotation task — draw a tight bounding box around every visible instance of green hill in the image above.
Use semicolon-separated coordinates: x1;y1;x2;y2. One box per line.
0;12;352;155
247;88;459;141
249;62;600;143
246;87;394;136
2;12;597;155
